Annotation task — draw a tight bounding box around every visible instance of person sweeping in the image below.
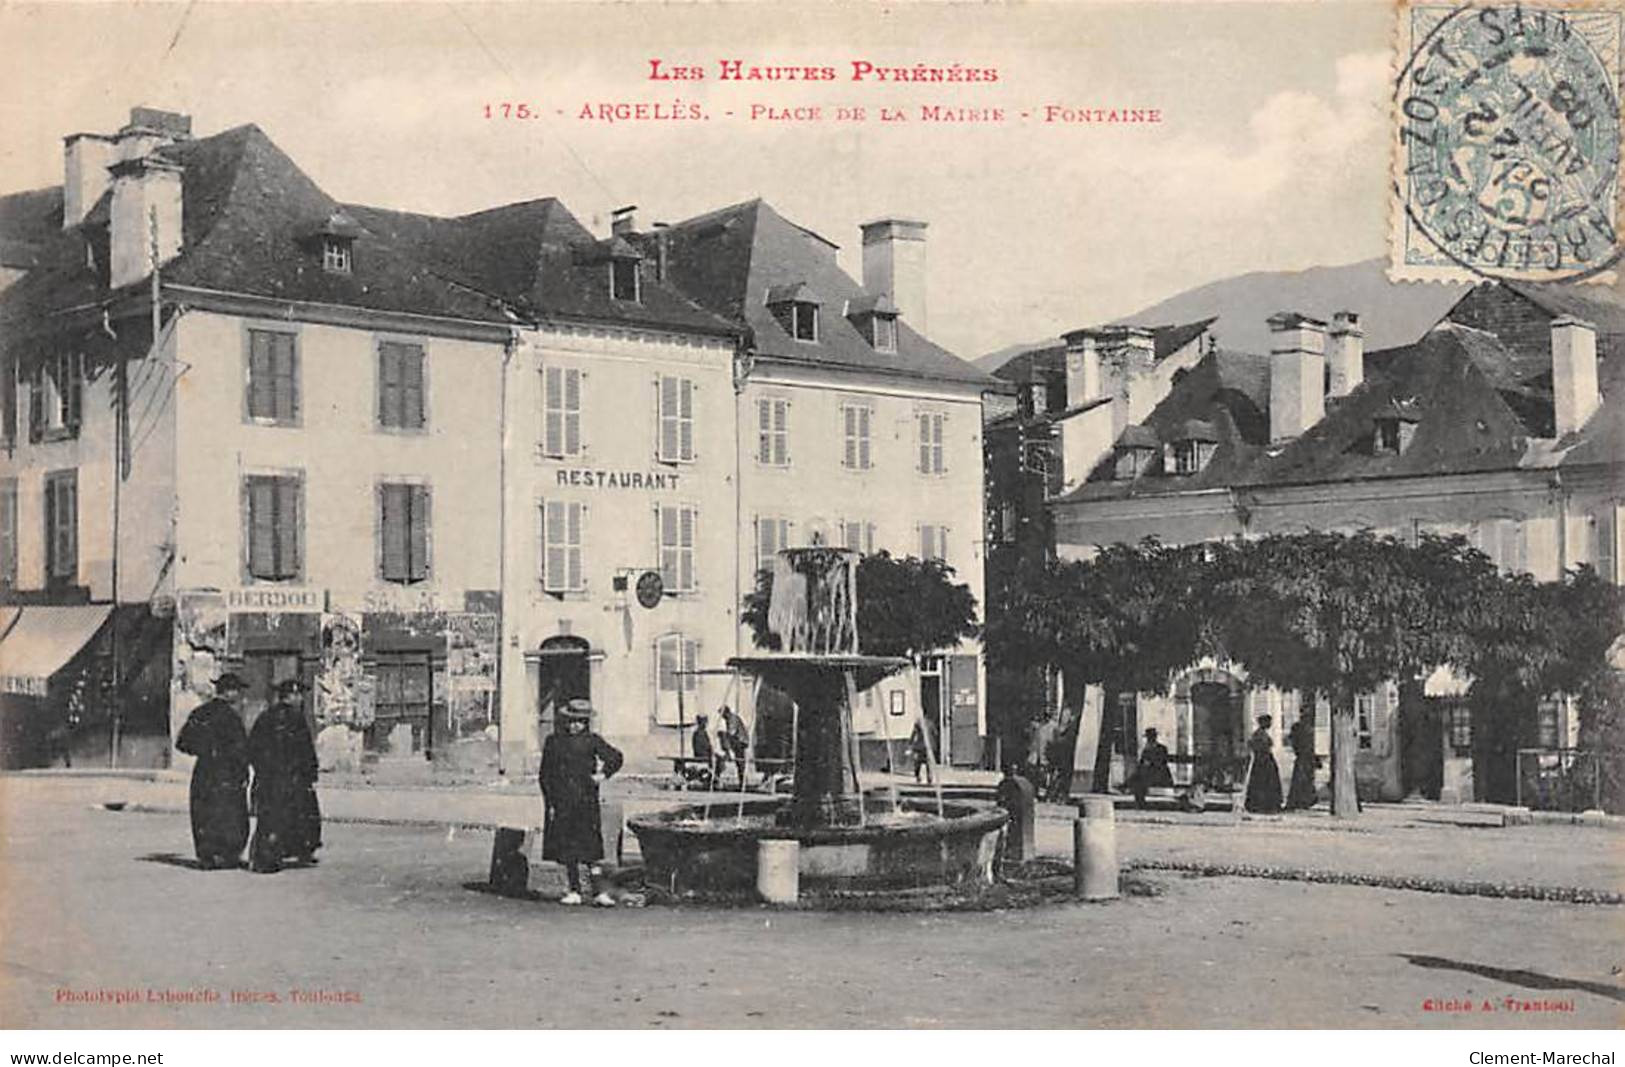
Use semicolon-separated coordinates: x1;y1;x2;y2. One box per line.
539;699;624;906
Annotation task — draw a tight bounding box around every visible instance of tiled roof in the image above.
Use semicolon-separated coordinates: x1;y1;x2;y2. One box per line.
0;186;63;268
1504;279;1625;335
656;199;994;386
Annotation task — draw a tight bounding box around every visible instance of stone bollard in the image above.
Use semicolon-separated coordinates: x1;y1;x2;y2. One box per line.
1073;795;1120;901
996;773;1037;864
757;838;800;904
489;826;534;897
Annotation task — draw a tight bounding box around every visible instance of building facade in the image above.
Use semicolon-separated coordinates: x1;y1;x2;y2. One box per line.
1044;284;1623;803
0;110;997;776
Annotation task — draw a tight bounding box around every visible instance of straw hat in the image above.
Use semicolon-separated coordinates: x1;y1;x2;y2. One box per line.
560;698;593;720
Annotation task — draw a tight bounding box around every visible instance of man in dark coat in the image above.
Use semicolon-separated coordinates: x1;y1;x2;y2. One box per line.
1129;727;1174;809
248;678;323;873
540;699;624;906
175;673;251;869
690;712;717;788
717;705;749;787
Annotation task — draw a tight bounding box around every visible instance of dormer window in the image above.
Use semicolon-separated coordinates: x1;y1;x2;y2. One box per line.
322;237;352;274
611;257;640;302
768;283;820;343
1112;425;1159;480
1169;419;1219;475
872;314;897;353
1372;402;1420;455
845;293;898;353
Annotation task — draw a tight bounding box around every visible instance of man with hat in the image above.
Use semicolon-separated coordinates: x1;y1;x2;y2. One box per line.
248;677;323;873
175;672;252;869
1129;726;1173;809
539;698;623;905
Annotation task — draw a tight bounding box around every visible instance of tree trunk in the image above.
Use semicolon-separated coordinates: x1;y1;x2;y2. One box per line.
1044;668;1086;801
1330;686;1360;818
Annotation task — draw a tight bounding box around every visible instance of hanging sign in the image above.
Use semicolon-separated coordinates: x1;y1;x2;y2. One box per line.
635;571;665;609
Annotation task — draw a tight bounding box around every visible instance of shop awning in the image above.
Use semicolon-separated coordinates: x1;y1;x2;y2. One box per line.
0;604;113;697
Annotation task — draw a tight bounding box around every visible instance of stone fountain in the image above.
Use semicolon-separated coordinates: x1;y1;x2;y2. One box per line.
627;547;1006;897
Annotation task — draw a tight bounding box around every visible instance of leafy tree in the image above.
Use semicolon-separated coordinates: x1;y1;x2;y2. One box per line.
741;551;979;659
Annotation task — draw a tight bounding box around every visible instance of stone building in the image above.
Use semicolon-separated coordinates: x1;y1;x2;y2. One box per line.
1045;283;1623;802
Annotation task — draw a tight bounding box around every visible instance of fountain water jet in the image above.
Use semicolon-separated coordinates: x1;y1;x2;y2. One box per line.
628;547;1006;897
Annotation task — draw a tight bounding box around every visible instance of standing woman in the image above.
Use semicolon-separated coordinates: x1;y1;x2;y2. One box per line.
248;678;323;873
175;672;251;868
1244;714;1283;814
540;699;624;906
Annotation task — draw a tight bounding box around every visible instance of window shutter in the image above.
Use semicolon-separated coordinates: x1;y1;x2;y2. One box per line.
380;485;404;580
758;398;771;463
278;477;302;578
567;501;583;591
404;346;425;428
409;485;430;581
249;479;275;578
249;336;272;419
274;335;297;422
659;377;678;460
65;354;82;428
843;406;855;468
545;501;566;590
682;506;696;590
28;367;43;442
918;414;929;472
773;399;786;465
680;379;694;460
660;505;678;586
379;345;400;427
564;369;581;455
543;367;562;455
1596;509;1618;583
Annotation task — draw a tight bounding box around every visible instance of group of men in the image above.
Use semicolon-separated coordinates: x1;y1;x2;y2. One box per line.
688;706;751;788
176;673;323;873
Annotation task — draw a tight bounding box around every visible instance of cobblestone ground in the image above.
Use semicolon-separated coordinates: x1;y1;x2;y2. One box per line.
1;777;1621;1029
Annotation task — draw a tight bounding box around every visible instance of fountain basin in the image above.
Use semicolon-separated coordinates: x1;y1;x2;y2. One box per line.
628;796;1008;897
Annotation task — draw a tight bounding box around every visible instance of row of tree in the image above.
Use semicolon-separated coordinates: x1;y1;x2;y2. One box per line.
986;533;1625;816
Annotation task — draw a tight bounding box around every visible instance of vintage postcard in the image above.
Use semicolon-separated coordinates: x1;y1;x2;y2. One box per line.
0;0;1621;1042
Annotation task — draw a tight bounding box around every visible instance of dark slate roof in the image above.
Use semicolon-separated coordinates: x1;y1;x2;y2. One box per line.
1057;320;1621;504
1060;348;1271;501
992;317;1216;386
655;199;994;386
1504;280;1625;335
0;123;737;339
347;200;735;337
0;186;63;268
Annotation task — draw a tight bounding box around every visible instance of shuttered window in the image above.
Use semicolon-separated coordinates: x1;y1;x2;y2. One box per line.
244;473;302;581
378;482;431;583
657;375;695;462
28;355;81;441
44;470;77;583
1592;507;1618;584
659;504;697;591
1;355;16;446
0;479;15;587
917;411;945;474
539;499;585;592
757;397;789;466
653;633;700;725
756;516;791;573
542;366;582;457
247;330;299;424
841;520;876;555
842;403;872;470
378;341;426;430
919;523;947;562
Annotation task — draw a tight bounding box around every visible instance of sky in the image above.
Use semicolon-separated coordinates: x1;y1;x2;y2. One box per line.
0;1;1400;360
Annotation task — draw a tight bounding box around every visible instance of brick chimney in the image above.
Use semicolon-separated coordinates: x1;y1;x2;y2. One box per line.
1551;316;1600;437
63;133;116;229
1326;310;1365;399
1268;312;1328;441
860;218;928;336
611;205;637;236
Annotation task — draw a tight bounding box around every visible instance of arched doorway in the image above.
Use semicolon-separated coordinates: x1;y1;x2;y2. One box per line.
536;635;591;738
1175;667;1247;787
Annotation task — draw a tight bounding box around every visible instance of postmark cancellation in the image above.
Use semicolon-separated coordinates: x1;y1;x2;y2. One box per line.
1390;1;1624;283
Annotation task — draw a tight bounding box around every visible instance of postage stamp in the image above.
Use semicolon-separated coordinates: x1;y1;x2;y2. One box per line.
1390;1;1624;283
